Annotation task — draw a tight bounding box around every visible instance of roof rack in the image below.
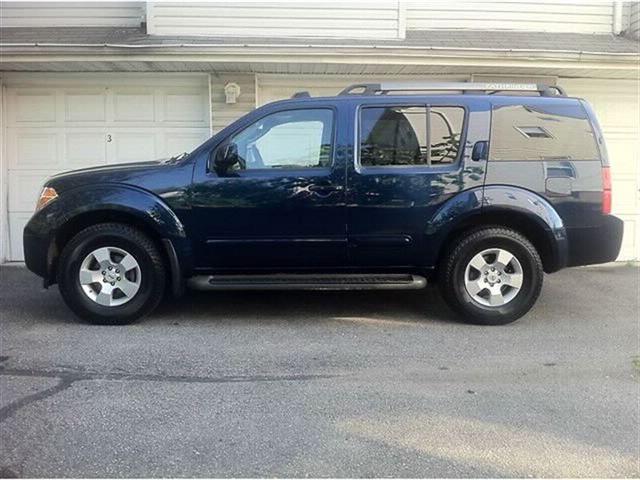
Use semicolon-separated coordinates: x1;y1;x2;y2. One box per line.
338;82;567;97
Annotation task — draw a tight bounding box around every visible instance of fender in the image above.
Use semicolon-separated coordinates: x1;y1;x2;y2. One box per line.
25;183;193;289
423;185;568;272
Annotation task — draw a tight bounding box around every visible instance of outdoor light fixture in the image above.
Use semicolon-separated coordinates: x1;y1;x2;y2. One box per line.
224;82;241;104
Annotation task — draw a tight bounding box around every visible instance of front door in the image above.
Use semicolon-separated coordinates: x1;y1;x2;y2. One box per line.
189;106;347;270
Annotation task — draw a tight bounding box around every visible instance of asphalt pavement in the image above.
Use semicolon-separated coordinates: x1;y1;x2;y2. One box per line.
0;264;638;478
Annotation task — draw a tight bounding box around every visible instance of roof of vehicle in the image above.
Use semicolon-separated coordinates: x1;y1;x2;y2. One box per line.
263;91;585;110
265;82;590;106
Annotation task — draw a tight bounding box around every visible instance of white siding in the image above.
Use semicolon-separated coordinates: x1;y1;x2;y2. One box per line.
407;1;616;34
147;1;403;39
0;1;144;28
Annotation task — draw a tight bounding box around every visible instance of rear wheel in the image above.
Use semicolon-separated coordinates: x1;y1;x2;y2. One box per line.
57;223;165;325
438;227;543;325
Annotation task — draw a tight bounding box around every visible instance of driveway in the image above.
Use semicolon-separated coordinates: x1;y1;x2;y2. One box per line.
0;264;638;478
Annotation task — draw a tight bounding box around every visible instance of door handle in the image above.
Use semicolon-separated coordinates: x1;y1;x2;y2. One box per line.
309;183;343;198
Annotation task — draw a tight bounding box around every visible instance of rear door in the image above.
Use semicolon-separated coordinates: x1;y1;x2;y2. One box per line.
347;98;488;267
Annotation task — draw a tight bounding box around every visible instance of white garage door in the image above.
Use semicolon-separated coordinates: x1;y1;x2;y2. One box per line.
4;74;211;261
258;75;640;261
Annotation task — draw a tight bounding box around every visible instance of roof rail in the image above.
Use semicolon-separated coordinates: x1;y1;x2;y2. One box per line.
338;82;567;97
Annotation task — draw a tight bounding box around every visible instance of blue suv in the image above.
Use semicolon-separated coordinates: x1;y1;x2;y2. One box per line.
23;82;624;325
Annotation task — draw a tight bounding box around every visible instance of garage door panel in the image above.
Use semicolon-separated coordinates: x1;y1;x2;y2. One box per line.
112;131;157;163
615;215;637;262
164;130;210;156
605;133;638;177
611;178;638;216
10;131;60;170
12;90;56;123
65;131;107;168
113;92;156;122
164;89;207;123
7;212;32;261
64;90;106;122
8;170;55;212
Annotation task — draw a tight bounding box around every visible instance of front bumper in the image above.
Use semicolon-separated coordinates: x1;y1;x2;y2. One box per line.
566;215;624;267
23;218;56;285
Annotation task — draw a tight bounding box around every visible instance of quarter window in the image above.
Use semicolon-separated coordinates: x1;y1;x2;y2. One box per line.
230;109;333;170
429;107;465;164
359;106;464;167
490;104;599;161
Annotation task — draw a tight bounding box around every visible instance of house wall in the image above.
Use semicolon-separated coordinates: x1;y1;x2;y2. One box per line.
146;1;631;38
406;1;617;34
0;1;634;38
0;1;144;28
147;1;404;39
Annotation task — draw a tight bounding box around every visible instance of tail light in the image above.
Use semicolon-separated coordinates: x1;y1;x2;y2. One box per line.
602;166;612;215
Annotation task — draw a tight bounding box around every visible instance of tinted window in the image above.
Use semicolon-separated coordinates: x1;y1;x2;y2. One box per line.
231;109;333;169
359;106;464;167
360;106;427;167
490;103;599;161
429;107;465;164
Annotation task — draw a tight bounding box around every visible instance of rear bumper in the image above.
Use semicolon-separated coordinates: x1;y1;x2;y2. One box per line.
566;215;624;267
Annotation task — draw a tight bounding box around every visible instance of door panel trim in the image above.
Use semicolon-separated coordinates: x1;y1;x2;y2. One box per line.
206;237;347;244
349;234;413;247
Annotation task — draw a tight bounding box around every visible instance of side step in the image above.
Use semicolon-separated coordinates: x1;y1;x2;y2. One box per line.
187;273;427;291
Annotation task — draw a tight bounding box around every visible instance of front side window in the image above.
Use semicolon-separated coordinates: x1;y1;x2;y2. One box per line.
490;104;599;161
230;109;333;170
359;106;464;167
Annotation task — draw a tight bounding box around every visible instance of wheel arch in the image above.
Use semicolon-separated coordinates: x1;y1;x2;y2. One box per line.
438;209;562;273
427;186;568;274
40;184;190;294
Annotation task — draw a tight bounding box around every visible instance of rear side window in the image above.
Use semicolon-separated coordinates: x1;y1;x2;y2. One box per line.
359;106;464;167
490;103;599;161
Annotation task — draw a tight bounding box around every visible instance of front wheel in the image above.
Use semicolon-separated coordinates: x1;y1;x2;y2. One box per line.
57;223;166;325
438;227;543;325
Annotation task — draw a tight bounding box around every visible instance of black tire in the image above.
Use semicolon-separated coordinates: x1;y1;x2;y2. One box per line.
57;223;166;325
438;227;543;325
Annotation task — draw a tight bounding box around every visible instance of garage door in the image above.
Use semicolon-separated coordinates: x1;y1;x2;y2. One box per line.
258;75;640;261
4;74;211;261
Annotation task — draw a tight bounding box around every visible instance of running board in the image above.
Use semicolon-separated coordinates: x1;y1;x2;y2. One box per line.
187;273;427;291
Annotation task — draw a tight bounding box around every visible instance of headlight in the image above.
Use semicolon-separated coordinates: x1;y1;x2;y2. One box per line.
35;186;58;212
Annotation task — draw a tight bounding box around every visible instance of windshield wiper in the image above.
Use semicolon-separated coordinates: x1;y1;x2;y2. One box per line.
168;152;188;162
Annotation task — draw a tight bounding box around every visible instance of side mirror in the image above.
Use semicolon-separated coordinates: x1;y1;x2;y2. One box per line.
471;141;489;161
212;142;239;175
